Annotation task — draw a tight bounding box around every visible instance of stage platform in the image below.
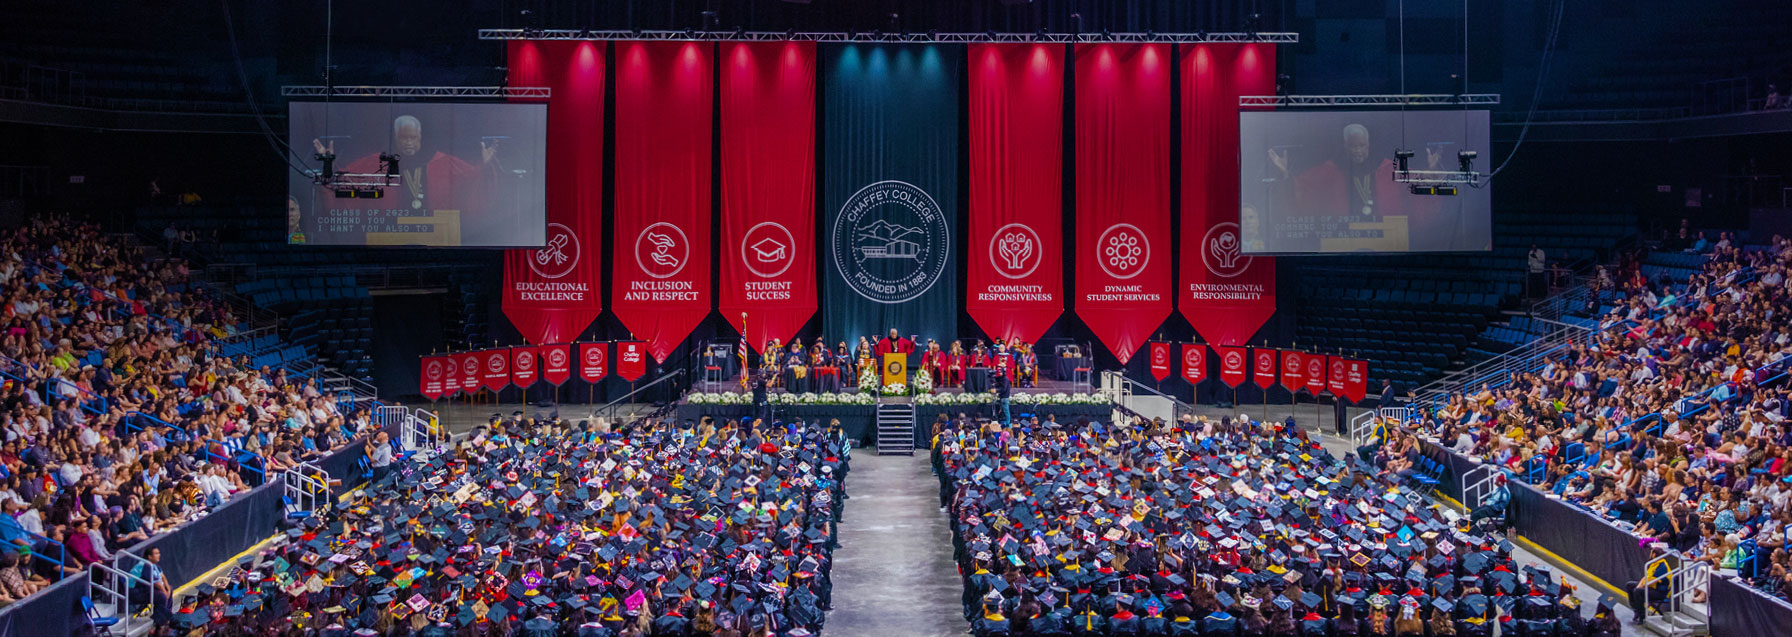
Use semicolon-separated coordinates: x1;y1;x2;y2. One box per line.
692;375;1095;395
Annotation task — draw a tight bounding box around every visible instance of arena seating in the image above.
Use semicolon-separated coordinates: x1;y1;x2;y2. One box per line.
1409;239;1792;615
1293;211;1637;389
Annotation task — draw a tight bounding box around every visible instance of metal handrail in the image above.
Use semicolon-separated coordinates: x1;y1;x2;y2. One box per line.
595;369;688;420
1109;373;1198;423
89;562;153;636
1640;553;1708;634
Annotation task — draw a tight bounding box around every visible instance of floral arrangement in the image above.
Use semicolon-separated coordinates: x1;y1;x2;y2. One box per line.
687;391;875;406
857;368;879;391
912;392;1112;406
881;383;908;397
912;368;934;394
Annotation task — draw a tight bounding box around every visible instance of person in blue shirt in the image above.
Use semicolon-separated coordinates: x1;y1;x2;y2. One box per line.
1470;472;1511;524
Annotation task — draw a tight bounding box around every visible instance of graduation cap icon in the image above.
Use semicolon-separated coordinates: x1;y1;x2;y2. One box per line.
750;237;788;263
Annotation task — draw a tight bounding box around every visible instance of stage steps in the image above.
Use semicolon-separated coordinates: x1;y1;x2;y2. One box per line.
875;403;916;456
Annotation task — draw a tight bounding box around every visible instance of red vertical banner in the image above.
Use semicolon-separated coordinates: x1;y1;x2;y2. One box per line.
613;41;714;363
1074;43;1173;364
1280;350;1306;393
481;348;511;392
502;41;605;345
459;352;481;395
420;356;447;400
1252;348;1277;389
1327;355;1348;398
541;344;572;386
1344;359;1369;403
1214;345;1249;388
1305;355;1327;396
1180;344;1207;386
1148;342;1173;382
440;355;461;397
719;42;817;352
615;341;647;382
1179;43;1278;346
967;43;1065;344
577;342;609;384
511;346;539;388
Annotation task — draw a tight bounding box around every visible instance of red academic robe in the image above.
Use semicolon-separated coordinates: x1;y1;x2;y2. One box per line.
944;353;965;387
920;351;944;385
1291;158;1442;244
874;337;915;358
327;151;496;240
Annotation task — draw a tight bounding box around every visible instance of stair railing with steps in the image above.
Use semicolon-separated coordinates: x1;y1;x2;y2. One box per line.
875;402;916;455
1348;406;1412;446
1108;373;1193;424
281;464;330;516
1460;464;1505;511
1640;553;1711;637
88;563;152;637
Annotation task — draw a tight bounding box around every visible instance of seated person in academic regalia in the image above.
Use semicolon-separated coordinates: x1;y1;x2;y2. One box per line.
833;342;854;376
761;339;784;387
782;343;809;392
970;341;992;369
945;341;968;387
1016;341;1039;388
921;340;945;384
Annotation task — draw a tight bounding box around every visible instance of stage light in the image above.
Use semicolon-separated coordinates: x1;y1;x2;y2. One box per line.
1458;150;1478;174
927;30;939;41
1394;149;1414;173
1409;185;1435;196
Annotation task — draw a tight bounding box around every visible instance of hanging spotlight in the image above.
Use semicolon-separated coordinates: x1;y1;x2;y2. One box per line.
1394;149;1415;173
1457;150;1478;174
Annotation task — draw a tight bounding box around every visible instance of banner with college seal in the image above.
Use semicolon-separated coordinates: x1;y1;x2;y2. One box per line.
821;43;962;348
1279;350;1306;394
1178;43;1278;346
501;41;605;346
1180;344;1207;386
419;355;448;400
510;346;539;388
577;342;609;384
1073;43;1172;364
458;352;481;396
1252;348;1278;389
480;348;511;392
719;42;818;352
1214;345;1249;388
966;43;1064;344
540;344;572;387
613;41;715;363
1147;342;1173;382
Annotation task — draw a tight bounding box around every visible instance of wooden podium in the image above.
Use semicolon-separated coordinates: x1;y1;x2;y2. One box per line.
881;353;908;387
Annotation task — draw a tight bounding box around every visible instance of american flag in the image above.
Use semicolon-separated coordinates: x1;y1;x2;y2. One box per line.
739;313;750;389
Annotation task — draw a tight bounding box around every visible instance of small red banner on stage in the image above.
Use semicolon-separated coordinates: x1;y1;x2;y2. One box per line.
616;341;647;382
577;343;609;384
1304;355;1327;396
511;346;539;388
462;352;484;395
540;344;572;386
1252;348;1277;389
1214;345;1248;388
1343;358;1369;403
1327;355;1348;399
481;349;511;392
1148;342;1173;382
1280;350;1305;393
420;356;448;400
1180;344;1207;386
441;355;461;397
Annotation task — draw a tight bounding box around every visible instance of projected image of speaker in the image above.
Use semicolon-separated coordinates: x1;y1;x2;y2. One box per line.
1239;110;1491;254
288;102;548;248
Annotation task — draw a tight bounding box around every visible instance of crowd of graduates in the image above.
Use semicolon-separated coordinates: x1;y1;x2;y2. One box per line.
0;219;374;606
154;414;848;636
1411;237;1792;605
934;412;1622;636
